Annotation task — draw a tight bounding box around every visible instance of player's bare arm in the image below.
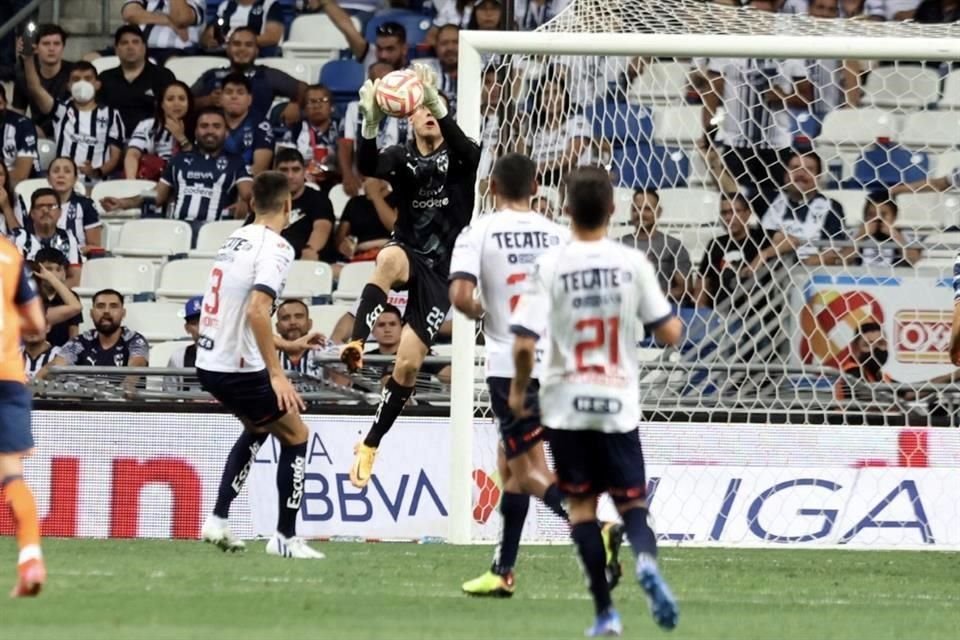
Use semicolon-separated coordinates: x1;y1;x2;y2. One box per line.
248;290;305;414
449;279;484;319
950;300;960;366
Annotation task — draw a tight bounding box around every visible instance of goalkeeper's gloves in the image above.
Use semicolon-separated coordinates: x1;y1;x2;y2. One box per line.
358;78;385;140
413;62;448;121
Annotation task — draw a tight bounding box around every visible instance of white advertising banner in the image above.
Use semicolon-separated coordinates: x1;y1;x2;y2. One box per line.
7;411;960;550
791;271;955;382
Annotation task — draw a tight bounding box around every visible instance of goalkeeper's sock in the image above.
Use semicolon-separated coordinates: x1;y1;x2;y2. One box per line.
490;491;529;576
362;377;414;448
276;441;307;538
350;284;389;344
214;431;268;519
571;521;613;615
541;483;568;521
2;476;41;555
622;506;658;560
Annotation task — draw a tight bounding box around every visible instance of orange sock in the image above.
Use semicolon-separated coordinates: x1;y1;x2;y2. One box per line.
2;476;41;553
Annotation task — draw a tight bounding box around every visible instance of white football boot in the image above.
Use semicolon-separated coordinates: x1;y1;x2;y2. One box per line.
266;533;326;559
201;514;246;552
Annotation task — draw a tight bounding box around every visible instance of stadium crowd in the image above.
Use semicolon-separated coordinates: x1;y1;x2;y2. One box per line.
1;0;958;398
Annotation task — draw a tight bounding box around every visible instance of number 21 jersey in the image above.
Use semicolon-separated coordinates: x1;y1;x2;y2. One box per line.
511;238;672;433
196;224;294;373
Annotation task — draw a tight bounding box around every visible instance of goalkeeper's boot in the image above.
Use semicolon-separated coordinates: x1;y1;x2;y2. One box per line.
461;570;515;598
637;554;679;631
349;442;377;489
585;607;623;637
340;339;365;372
601;521;624;591
10;557;45;598
201;514;246;552
266;534;325;559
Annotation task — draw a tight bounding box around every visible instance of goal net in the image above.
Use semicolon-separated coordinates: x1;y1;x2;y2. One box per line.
455;0;960;548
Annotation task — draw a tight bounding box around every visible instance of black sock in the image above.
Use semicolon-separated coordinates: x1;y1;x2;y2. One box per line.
362;377;414;448
350;283;389;343
571;521;613;615
490;491;529;576
213;431;269;519
622;507;658;560
541;483;568;522
275;441;307;538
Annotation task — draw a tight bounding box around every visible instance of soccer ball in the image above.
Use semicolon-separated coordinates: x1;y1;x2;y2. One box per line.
375;70;425;118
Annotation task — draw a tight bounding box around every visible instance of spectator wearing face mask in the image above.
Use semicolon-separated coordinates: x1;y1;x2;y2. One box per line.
21;60;124;187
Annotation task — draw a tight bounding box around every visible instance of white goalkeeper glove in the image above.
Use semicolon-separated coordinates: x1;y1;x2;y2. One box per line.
358;78;385;140
413;62;448;121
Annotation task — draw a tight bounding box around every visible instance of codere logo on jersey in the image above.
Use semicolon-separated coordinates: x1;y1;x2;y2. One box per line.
412;196;450;209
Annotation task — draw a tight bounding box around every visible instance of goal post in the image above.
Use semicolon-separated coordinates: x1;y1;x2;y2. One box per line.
449;0;960;547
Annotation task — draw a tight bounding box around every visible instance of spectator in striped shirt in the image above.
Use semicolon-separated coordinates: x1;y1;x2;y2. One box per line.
278;84;341;190
101;107;253;222
11;24;74;139
124;80;196;180
421;24;459;115
275;299;325;376
21;327;59;381
5;158;103;259
0;83;39;187
201;0;286;53
120;0;206;63
22;61;124;188
10;189;82;286
0;162;18;236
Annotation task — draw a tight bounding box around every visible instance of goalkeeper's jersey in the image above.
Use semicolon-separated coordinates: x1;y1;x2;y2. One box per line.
448;208;568;378
510;238;673;434
357;114;480;274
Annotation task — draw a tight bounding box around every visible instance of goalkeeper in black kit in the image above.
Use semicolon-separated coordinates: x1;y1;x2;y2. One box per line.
341;63;480;488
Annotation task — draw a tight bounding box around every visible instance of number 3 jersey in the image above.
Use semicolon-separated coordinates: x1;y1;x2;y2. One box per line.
196;224;294;373
510;238;673;434
449;209;568;379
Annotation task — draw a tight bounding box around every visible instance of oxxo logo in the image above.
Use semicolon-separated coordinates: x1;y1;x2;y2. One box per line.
895;310;951;363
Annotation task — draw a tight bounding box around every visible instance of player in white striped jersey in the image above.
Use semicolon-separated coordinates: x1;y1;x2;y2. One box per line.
449;154;622;598
510;166;682;636
196;171;323;560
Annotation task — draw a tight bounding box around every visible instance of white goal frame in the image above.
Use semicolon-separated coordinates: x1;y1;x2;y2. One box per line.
447;30;960;544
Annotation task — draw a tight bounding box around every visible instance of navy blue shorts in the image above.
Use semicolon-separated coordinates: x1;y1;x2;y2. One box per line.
487;377;544;459
0;381;34;453
546;427;647;503
197;369;285;427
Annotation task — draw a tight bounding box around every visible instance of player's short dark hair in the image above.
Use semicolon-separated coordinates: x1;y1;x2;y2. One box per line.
378;304;402;322
375;21;407;42
93;288;124;306
195;106;227;123
491;153;537;201
278;299;309;315
274;147;305;167
436;24;460;38
30;187;58;209
565;166;614;230
222;72;251;93
633;187;659;205
34;247;69;268
71;60;98;79
0;84;6;101
253;171;291;214
36;24;68;43
114;24;144;45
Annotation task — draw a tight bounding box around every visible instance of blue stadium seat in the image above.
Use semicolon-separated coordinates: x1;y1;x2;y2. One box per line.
365;10;432;48
612;144;689;189
849;142;929;191
588;101;654;148
321;59;365;113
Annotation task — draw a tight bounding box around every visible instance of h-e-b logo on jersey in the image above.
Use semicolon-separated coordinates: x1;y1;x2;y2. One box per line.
574;396;622;414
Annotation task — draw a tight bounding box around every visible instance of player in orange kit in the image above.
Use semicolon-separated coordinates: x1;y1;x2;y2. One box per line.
0;235;47;597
